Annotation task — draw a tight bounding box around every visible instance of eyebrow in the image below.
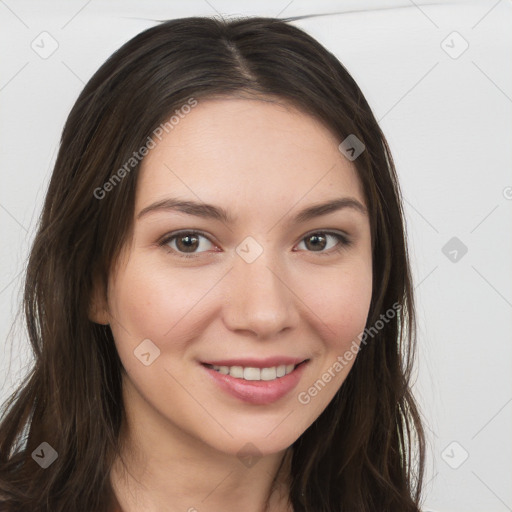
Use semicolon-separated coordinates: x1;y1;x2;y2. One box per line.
137;196;368;224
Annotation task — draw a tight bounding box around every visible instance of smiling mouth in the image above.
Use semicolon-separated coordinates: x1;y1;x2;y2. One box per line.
202;360;308;382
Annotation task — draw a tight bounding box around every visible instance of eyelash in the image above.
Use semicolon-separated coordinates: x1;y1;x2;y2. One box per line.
158;229;352;259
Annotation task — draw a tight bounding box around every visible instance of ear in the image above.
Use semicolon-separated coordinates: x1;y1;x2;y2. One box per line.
88;274;110;325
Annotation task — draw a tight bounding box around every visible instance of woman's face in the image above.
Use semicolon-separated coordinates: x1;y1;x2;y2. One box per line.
97;97;373;457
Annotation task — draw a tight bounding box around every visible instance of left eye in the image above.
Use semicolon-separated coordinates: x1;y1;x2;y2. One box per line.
295;232;349;254
159;230;350;259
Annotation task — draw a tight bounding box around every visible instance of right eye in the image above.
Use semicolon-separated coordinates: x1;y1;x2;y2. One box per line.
159;230;217;259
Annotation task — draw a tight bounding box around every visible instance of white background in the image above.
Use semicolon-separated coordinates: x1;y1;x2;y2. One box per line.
1;1;511;511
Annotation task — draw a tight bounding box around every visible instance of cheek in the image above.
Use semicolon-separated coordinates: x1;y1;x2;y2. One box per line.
301;258;373;350
107;258;205;350
109;248;372;359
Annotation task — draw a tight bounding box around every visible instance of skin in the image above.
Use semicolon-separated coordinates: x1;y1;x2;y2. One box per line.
89;97;373;512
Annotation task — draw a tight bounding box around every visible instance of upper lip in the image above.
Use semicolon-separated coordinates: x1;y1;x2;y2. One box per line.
201;356;308;368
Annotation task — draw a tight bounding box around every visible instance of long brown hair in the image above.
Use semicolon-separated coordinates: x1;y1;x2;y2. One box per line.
0;16;425;511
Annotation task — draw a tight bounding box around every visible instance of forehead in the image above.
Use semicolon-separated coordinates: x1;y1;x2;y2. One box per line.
136;97;365;215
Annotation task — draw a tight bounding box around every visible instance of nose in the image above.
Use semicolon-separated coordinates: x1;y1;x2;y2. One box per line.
222;246;299;339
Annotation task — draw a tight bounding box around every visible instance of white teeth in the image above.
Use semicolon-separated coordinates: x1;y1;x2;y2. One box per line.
260;367;276;380
244;367;260;380
276;365;286;377
209;363;299;381
230;366;244;379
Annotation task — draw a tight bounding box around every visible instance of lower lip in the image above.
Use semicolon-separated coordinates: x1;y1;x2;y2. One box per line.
200;361;308;405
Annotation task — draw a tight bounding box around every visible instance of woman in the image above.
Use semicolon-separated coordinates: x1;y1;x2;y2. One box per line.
0;16;425;512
